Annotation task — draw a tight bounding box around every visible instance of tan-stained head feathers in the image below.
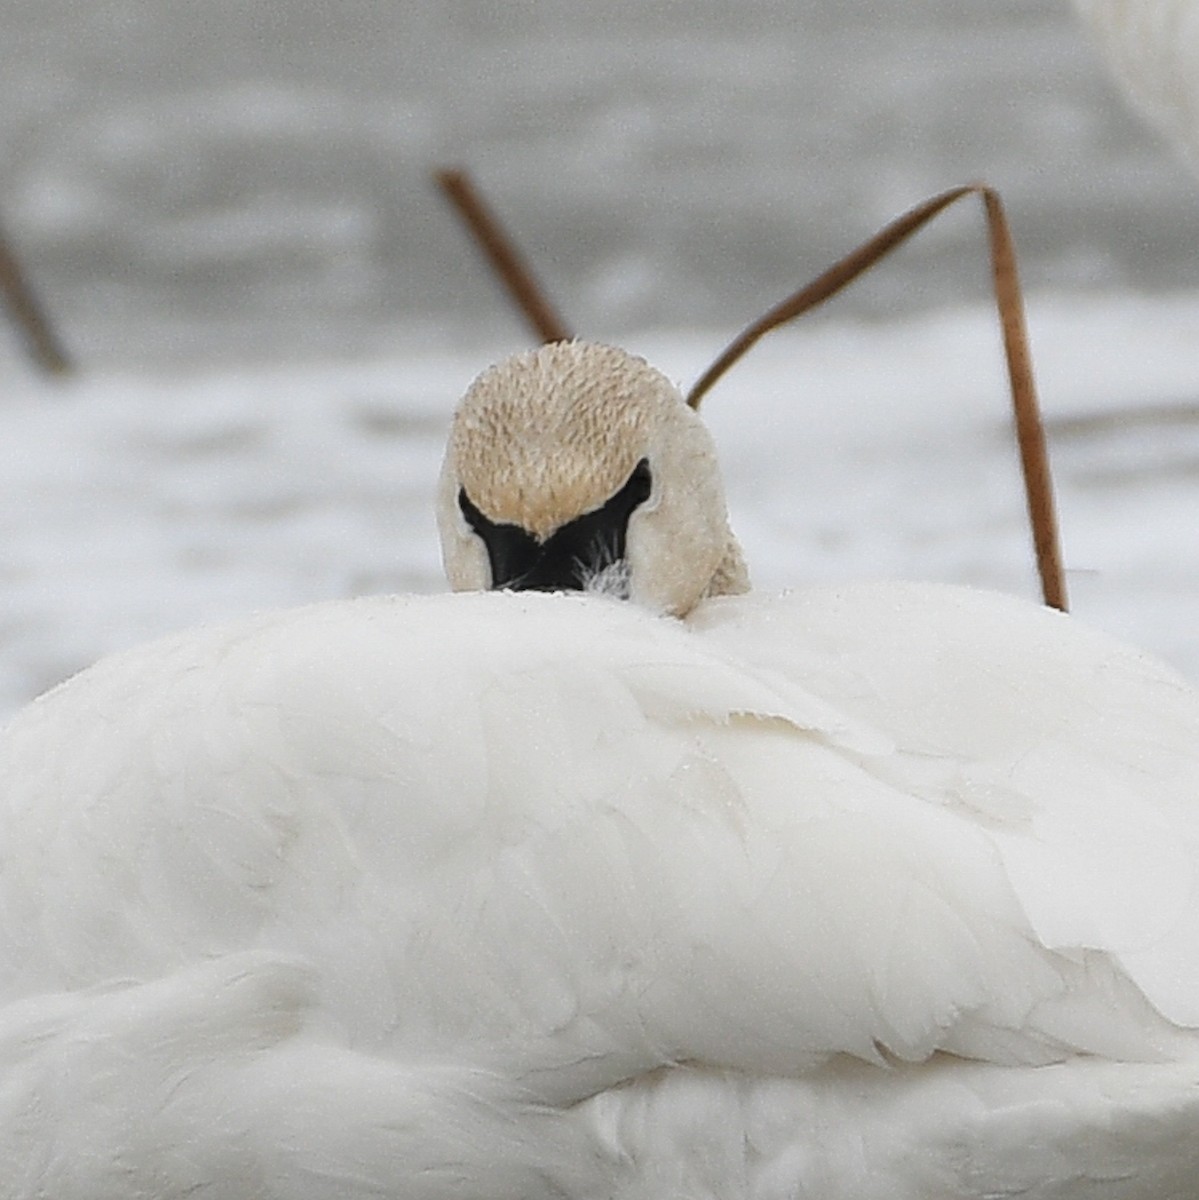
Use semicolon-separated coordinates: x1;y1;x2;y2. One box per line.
451;342;664;540
438;341;747;616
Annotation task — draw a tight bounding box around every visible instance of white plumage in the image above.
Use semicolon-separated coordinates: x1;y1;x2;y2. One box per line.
2;342;1199;1197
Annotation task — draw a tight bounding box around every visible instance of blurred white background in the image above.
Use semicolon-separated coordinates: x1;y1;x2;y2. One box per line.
2;0;1196;362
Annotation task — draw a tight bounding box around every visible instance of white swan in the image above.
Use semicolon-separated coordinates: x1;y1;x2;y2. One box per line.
1073;0;1199;172
3;340;1199;1198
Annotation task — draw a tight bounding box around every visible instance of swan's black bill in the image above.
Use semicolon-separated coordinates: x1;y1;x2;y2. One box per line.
460;459;652;595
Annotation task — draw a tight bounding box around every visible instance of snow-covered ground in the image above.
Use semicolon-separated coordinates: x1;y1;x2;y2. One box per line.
4;289;1198;718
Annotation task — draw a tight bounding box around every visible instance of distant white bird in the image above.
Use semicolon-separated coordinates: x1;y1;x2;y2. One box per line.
1073;0;1199;171
3;340;1199;1198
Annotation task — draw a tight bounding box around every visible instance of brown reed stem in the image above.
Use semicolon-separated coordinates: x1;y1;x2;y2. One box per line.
434;168;573;345
0;223;72;376
687;183;1067;613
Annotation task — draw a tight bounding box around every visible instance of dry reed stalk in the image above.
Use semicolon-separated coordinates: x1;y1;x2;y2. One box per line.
434;168;573;345
0;223;72;376
687;184;1067;613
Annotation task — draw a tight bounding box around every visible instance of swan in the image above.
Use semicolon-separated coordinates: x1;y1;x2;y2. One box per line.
1072;0;1199;172
3;339;1199;1198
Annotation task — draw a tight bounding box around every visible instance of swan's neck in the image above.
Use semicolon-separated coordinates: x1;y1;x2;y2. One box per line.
702;530;750;603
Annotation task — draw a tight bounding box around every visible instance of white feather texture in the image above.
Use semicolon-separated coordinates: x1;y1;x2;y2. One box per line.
3;338;1199;1196
3;581;1199;1197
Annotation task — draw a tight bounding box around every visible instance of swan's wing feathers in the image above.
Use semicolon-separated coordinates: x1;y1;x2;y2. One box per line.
2;585;1198;1103
0;951;585;1200
586;1050;1199;1200
696;581;1199;1036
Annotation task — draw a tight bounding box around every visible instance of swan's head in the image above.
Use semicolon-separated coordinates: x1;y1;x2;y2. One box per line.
438;341;748;617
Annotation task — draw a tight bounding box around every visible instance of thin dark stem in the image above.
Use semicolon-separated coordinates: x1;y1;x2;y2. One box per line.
981;189;1067;613
0;224;72;376
434;168;573;345
686;183;1067;613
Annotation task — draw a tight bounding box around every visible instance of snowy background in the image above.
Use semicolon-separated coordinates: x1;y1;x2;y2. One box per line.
2;0;1199;715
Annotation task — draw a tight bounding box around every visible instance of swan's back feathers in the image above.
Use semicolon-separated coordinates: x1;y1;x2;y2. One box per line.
0;952;590;1200
5;587;1199;1063
589;1052;1199;1200
694;581;1199;1029
4;583;1199;1194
